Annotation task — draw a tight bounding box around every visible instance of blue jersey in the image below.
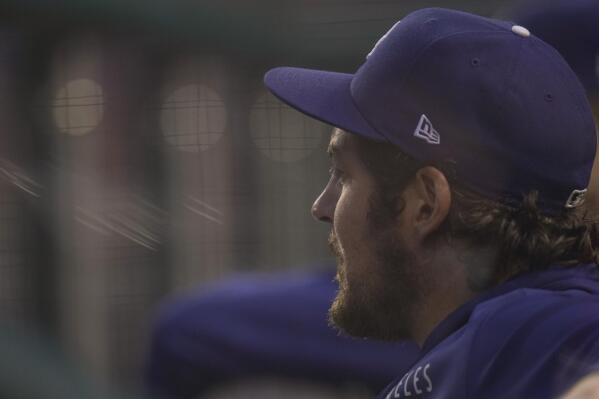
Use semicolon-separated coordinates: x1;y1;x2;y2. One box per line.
378;264;599;399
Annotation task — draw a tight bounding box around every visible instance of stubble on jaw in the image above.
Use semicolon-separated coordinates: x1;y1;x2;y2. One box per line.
327;230;351;331
326;216;421;342
328;231;345;287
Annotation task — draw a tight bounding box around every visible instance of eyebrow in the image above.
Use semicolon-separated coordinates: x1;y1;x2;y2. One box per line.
327;142;342;158
327;130;350;158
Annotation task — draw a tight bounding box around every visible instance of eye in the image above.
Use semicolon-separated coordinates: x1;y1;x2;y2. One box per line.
329;167;346;184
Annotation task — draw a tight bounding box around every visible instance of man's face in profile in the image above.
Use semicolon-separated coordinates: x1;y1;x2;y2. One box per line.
312;129;422;341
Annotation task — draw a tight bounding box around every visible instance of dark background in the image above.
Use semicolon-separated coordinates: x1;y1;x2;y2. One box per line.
0;0;522;393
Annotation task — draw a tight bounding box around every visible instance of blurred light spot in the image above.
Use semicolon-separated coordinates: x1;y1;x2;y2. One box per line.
250;91;327;162
53;78;104;136
160;84;226;152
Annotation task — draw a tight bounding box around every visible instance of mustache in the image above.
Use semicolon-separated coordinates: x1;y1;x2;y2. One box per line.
328;230;342;258
328;231;345;285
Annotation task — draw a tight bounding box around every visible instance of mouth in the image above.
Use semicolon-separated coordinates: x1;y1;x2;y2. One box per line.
328;231;344;265
327;230;341;256
328;231;347;287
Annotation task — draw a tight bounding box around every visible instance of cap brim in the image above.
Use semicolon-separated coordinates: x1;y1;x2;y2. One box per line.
264;67;386;142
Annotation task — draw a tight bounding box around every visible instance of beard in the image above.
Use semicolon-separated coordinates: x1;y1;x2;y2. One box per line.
327;221;421;341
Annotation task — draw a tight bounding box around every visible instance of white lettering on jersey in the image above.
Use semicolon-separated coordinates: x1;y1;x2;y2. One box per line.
389;372;408;398
423;364;433;392
413;366;423;394
403;370;414;396
386;363;433;398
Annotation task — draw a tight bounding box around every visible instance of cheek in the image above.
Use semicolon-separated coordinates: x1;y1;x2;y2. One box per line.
333;189;371;253
332;191;353;236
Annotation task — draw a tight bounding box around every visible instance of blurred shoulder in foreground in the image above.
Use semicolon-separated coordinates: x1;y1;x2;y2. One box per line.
144;263;419;399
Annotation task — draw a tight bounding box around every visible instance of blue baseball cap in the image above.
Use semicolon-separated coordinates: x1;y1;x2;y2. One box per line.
511;0;599;95
264;8;596;215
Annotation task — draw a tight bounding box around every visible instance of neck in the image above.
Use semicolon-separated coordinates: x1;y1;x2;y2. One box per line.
409;244;497;346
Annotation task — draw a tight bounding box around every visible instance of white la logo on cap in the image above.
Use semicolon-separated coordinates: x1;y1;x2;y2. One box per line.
367;20;401;59
414;114;440;144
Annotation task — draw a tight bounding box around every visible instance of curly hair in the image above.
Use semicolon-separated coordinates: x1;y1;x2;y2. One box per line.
351;132;599;287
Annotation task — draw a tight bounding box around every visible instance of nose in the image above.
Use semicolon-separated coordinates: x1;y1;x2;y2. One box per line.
311;183;337;223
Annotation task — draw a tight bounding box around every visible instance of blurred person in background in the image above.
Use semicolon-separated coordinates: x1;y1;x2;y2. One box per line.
144;1;599;399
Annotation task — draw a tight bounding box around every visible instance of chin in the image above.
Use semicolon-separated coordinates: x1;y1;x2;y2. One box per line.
328;285;412;341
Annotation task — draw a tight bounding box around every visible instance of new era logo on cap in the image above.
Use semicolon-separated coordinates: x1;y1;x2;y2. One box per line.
414;114;440;144
565;189;587;208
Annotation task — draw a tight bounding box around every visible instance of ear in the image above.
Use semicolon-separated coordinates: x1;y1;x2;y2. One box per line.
404;166;451;243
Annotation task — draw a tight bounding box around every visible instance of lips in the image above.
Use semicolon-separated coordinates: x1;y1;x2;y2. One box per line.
328;231;349;289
